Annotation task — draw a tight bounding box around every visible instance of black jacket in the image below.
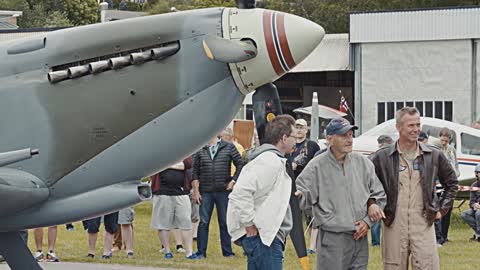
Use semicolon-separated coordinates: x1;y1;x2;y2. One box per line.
371;142;458;227
469;180;480;210
192;140;244;193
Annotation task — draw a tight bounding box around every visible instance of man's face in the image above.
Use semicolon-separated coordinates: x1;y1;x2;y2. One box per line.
476;171;480;181
396;113;421;143
328;129;353;154
208;136;219;144
295;124;307;140
221;132;233;142
439;136;450;148
282;125;297;154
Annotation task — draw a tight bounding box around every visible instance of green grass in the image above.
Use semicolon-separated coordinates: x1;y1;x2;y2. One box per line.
29;200;480;269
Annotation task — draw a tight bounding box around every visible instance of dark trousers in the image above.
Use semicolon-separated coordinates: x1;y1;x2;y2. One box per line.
82;212;119;234
435;205;453;244
197;191;234;257
434;219;443;244
289;190;307;258
441;205;453;241
242;235;284;270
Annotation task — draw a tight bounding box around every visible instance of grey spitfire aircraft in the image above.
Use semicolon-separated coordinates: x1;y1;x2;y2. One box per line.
0;1;324;269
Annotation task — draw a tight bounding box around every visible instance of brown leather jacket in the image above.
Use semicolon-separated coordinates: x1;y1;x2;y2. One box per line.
371;142;458;227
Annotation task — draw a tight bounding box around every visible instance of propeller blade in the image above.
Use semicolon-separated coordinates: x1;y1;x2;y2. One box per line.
235;0;256;9
252;83;283;145
202;35;257;63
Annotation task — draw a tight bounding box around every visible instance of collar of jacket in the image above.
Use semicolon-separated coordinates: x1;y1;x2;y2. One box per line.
326;146;351;164
202;139;228;151
387;141;432;156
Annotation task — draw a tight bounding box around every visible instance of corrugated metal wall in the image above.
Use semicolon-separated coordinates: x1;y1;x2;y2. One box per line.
359;40;472;131
291;34;351;72
350;7;480;43
476;40;480;121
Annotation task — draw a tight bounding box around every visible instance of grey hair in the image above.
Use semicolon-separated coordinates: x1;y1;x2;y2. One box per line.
396;107;420;124
222;127;234;136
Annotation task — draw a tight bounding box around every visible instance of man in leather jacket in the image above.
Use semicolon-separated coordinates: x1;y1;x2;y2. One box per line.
371;107;458;270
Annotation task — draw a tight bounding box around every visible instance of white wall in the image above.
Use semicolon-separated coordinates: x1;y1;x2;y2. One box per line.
360;40;472;131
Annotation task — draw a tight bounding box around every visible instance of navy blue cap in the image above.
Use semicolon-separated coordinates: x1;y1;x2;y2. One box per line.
418;131;428;141
326;118;358;136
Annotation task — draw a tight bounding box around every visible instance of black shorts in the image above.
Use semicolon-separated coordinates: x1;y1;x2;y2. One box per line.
82;212;119;234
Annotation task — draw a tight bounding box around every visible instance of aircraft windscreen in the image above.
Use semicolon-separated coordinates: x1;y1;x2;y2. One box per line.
461;133;480;156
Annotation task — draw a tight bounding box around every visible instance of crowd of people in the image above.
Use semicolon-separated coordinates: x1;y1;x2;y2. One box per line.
3;107;479;270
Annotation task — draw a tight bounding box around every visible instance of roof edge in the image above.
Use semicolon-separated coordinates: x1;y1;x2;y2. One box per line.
350;5;480;16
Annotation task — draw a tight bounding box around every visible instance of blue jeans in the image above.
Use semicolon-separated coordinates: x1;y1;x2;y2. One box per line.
197;191;234;257
242;235;284;270
371;221;381;246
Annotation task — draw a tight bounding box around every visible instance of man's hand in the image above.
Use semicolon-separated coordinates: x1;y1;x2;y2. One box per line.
435;212;442;220
292;162;298;171
473;202;480;210
193;190;202;204
191;180;201;204
245;225;258;237
368;204;386;223
226;180;235;191
294;191;303;198
353;220;369;241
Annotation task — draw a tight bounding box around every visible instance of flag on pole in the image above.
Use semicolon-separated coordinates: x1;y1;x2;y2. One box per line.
339;96;350;113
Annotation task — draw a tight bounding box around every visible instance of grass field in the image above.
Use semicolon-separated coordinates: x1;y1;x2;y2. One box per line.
29;200;480;270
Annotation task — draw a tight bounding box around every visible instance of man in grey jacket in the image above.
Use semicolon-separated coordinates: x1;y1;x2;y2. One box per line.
227;114;296;270
296;118;386;270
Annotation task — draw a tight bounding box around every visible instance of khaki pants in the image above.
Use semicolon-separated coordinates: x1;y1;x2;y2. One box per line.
382;211;439;270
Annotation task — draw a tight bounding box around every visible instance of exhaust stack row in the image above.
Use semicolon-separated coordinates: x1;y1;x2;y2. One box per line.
48;43;180;84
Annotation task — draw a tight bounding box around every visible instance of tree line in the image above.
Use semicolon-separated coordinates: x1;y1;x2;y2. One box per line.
1;0;479;32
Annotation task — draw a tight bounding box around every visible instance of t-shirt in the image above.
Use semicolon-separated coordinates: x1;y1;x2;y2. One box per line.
157;169;188;196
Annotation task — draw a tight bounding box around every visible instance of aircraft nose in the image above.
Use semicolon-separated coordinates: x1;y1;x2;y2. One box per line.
263;11;325;76
222;8;325;95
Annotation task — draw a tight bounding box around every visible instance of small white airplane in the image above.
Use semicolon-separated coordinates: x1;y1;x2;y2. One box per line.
351;117;480;184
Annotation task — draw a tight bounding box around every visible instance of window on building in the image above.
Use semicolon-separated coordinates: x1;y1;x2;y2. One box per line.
377;101;453;124
415;101;424;117
444;102;453;121
377;102;385;124
387;102;395;120
434;101;443;119
425;101;433;117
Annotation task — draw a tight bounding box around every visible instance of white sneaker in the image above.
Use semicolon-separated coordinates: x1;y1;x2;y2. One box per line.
46;252;59;262
177;247;186;253
159;247;165;253
34;251;44;262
